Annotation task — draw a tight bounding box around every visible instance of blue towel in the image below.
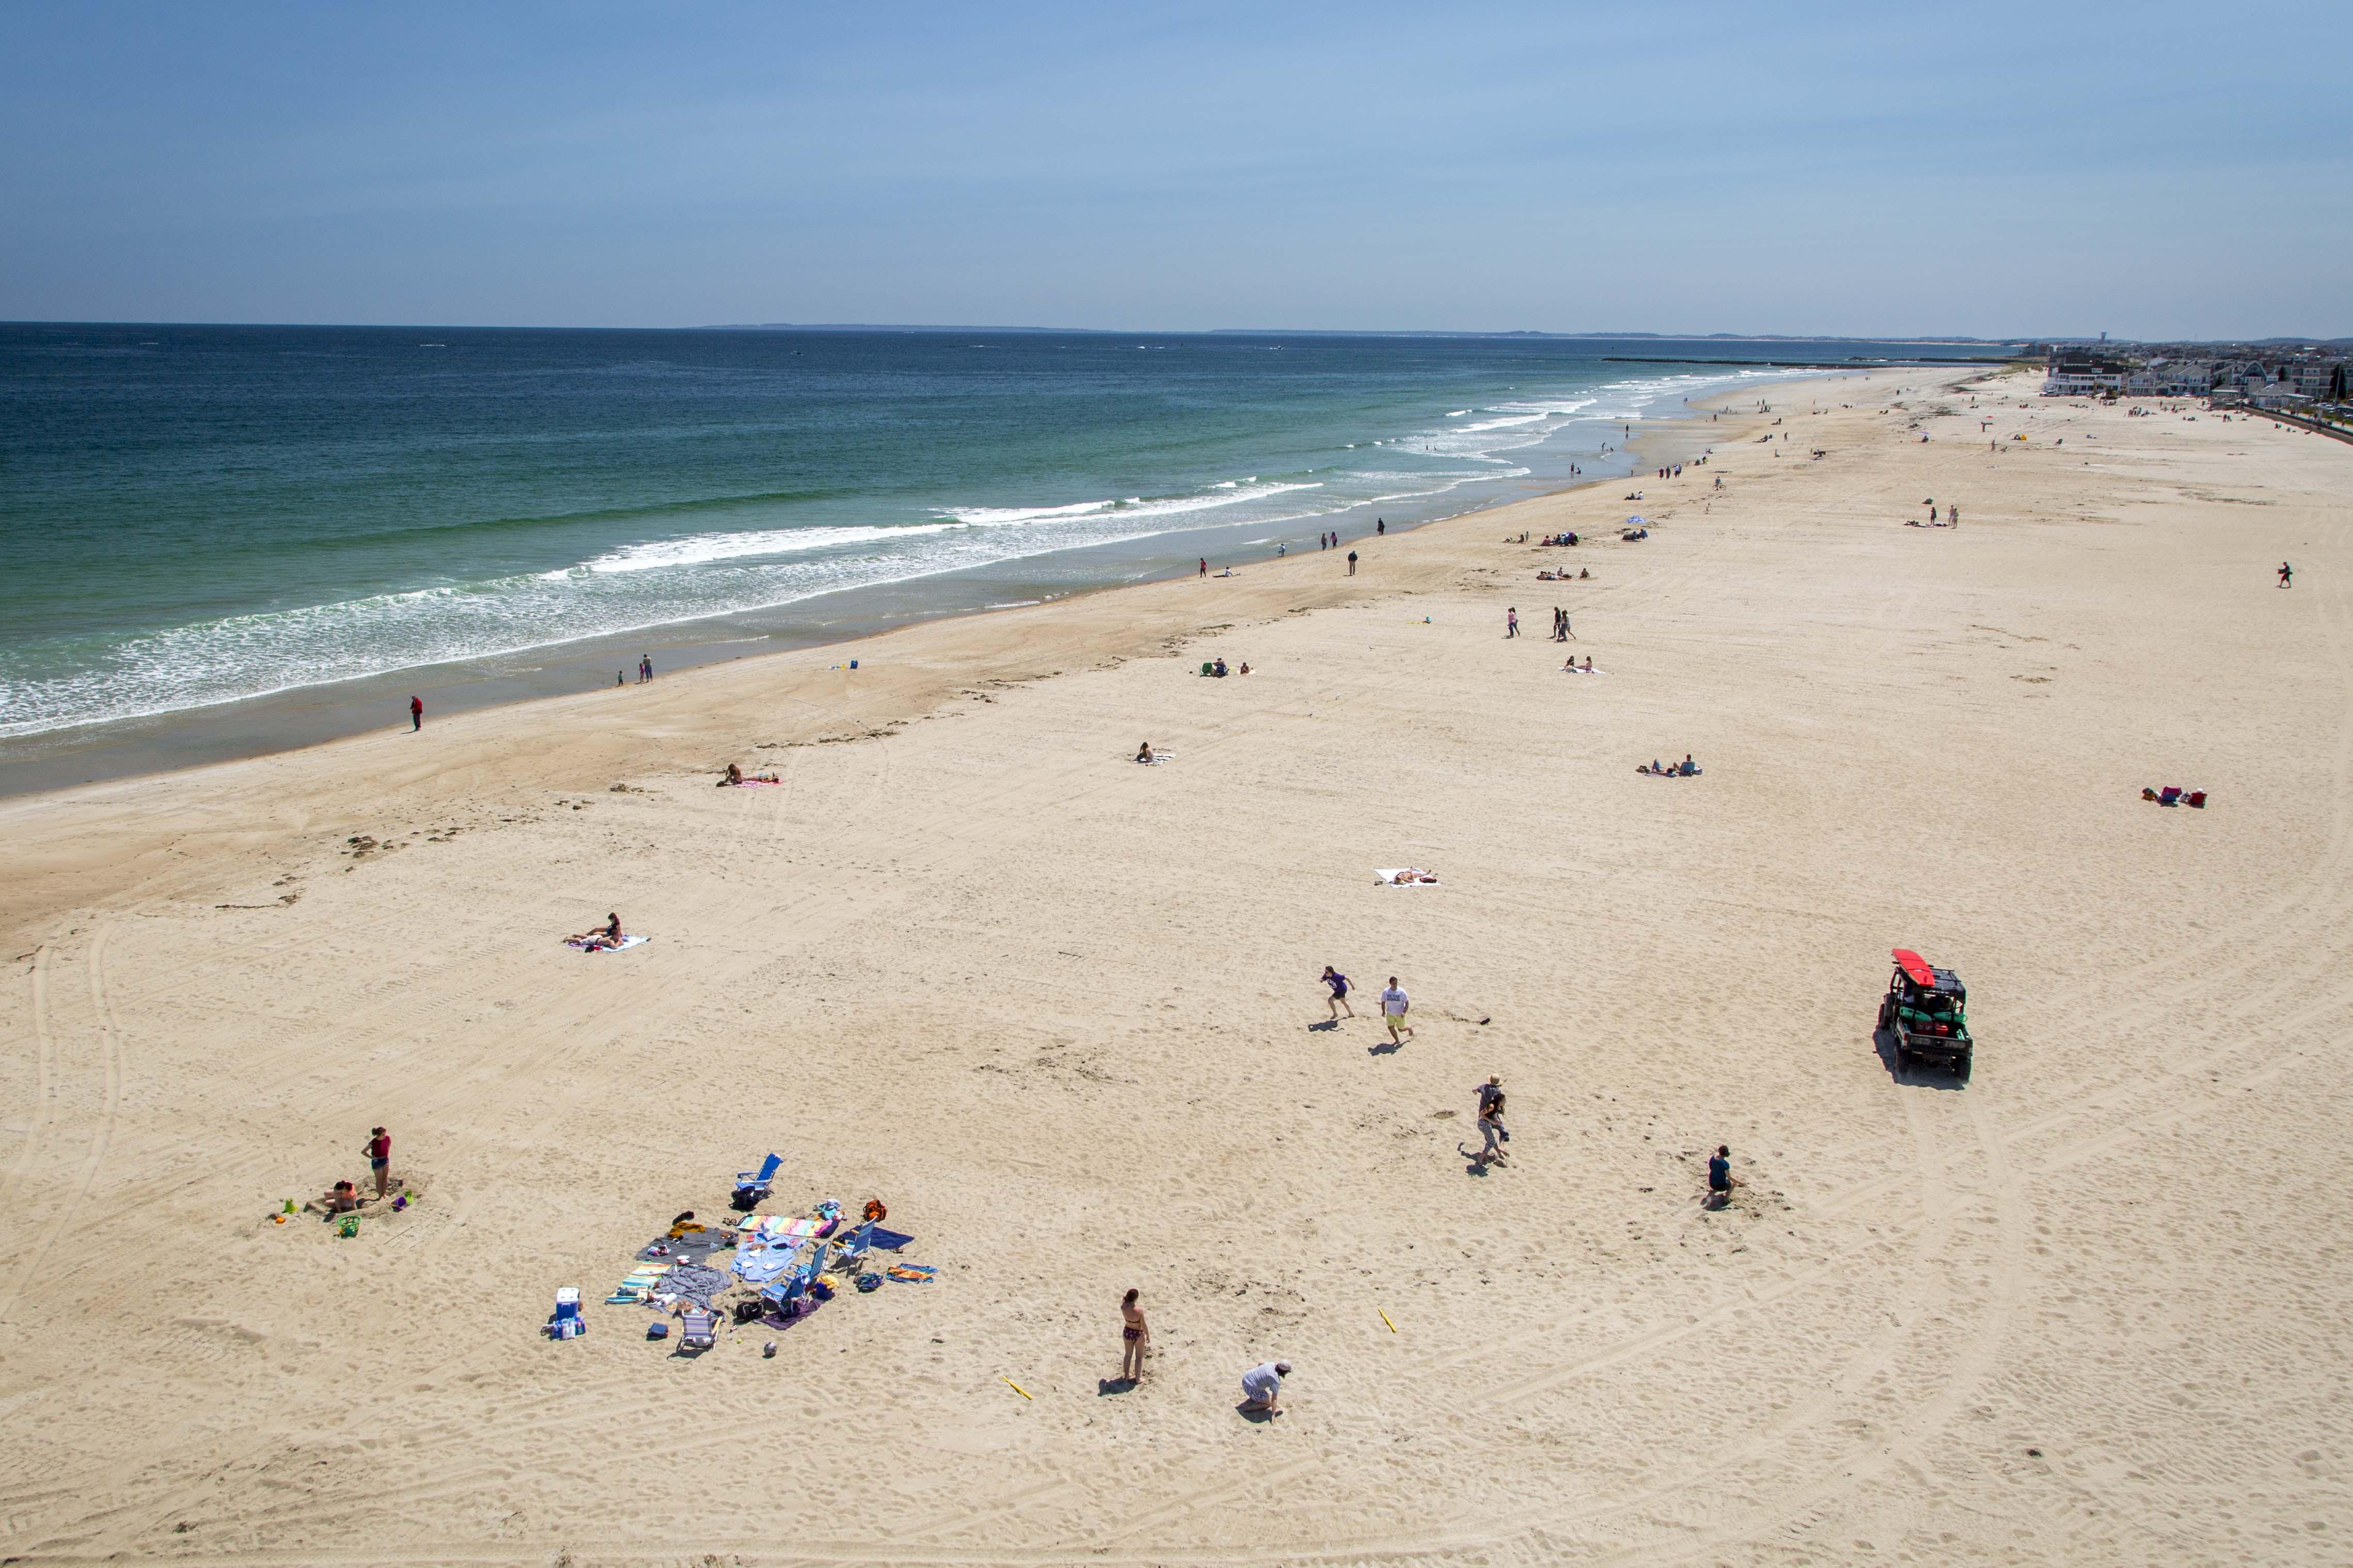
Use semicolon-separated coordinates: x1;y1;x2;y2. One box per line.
732;1250;797;1284
866;1226;914;1251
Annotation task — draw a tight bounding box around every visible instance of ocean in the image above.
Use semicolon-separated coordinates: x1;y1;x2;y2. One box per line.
0;325;1997;774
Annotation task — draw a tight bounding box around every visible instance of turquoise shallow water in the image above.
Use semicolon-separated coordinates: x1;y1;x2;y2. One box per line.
0;325;1993;742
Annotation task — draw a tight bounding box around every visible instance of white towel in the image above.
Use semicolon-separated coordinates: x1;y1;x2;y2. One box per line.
1374;869;1441;886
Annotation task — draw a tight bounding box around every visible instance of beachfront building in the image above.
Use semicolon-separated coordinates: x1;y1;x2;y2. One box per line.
2041;351;2131;396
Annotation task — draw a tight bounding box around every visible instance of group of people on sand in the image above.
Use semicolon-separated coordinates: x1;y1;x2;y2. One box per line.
1639;755;1701;777
1561;656;1599;673
1321;966;1416;1045
1113;1288;1290;1415
309;1125;394;1214
1535;565;1588;581
718;762;779;786
1203;657;1251;677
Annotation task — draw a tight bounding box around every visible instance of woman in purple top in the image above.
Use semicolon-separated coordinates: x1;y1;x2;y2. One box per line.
1322;966;1354;1020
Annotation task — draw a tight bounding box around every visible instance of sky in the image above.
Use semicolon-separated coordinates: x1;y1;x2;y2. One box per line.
2;2;2347;340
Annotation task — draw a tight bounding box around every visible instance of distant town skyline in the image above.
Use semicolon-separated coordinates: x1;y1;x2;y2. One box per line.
3;2;2347;338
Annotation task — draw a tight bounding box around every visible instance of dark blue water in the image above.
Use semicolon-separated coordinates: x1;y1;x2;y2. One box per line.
0;325;1996;739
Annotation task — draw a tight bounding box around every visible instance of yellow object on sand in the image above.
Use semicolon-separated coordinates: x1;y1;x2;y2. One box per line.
1379;1308;1397;1334
1001;1377;1032;1400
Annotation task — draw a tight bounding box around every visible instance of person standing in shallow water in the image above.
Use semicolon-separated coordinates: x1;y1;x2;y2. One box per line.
1119;1289;1149;1383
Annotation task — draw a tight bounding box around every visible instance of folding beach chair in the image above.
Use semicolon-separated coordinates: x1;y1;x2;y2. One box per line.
677;1308;718;1351
732;1152;781;1211
828;1219;875;1274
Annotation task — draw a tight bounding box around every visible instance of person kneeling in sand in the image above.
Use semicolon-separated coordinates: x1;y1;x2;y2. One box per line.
1240;1360;1290;1415
1137;742;1156;764
1705;1145;1745;1209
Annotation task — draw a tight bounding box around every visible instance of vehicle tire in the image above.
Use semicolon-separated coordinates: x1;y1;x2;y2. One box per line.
1955;1050;1972;1083
1877;997;1892;1030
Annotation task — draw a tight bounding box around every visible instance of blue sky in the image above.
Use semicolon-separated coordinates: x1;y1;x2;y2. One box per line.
2;2;2346;338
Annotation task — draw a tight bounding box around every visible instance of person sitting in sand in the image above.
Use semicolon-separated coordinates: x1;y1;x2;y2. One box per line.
308;1180;362;1214
1580;656;1594;672
570;913;623;948
1211;658;1228;677
1137;742;1156;764
719;764;779;786
1678;754;1699;777
1238;662;1251;675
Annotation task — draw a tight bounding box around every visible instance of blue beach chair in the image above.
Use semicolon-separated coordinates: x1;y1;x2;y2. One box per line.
733;1152;781;1211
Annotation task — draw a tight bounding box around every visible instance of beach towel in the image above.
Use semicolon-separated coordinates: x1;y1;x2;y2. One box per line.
886;1263;937;1283
865;1226;915;1252
565;934;650;953
1374;869;1440;886
725;778;784;787
636;1229;733;1264
731;1243;809;1284
659;1264;730;1305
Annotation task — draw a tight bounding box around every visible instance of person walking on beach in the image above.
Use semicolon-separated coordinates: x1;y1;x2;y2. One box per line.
1506;607;1518;639
1322;965;1354;1020
638;654;653;684
1376;518;1385;536
365;1125;392;1198
1119;1288;1150;1383
1347;550;1358;576
408;695;423;732
1240;1360;1289;1416
1379;977;1413;1045
1475;1087;1508;1168
2280;560;2294;588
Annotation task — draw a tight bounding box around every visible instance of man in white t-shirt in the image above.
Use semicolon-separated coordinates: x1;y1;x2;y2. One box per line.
1240;1360;1290;1415
1379;978;1413;1044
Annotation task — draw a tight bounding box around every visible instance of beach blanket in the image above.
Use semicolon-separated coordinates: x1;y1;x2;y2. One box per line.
866;1226;915;1252
636;1228;734;1264
565;934;649;953
1374;869;1440;887
656;1263;729;1306
731;1248;802;1285
606;1260;674;1303
885;1263;937;1284
724;778;784;786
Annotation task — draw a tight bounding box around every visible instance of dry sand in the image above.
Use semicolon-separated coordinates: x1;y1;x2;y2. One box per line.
3;365;2349;1564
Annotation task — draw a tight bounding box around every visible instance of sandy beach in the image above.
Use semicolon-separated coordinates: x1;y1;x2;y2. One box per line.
4;363;2350;1564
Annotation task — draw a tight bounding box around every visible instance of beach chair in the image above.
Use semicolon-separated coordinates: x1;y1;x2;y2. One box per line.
732;1152;782;1210
677;1307;718;1351
828;1219;875;1273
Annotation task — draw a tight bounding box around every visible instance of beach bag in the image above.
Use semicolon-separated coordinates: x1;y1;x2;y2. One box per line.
1200;662;1214;676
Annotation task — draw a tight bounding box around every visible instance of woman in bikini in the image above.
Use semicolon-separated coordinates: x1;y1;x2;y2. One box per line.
1119;1288;1149;1383
569;913;622;948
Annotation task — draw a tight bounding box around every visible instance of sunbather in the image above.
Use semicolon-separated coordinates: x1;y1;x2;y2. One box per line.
569;913;623;947
719;763;779;786
1120;1288;1150;1383
1137;742;1155;764
1678;754;1699;776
